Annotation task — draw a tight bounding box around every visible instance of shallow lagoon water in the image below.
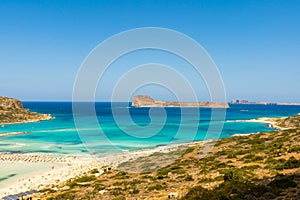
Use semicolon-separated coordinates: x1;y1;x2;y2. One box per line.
1;102;300;156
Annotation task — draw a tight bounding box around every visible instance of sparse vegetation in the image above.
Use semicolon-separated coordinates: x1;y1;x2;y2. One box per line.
275;156;300;170
182;173;299;200
148;183;167;191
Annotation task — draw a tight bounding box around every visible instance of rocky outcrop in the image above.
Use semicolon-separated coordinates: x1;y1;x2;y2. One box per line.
131;95;229;108
0;96;52;125
0;96;23;109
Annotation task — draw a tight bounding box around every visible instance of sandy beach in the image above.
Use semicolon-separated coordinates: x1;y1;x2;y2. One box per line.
0;142;199;198
0;153;102;197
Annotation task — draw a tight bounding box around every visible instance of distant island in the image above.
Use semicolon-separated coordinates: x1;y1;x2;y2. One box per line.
131;95;229;108
0;96;52;125
231;99;300;106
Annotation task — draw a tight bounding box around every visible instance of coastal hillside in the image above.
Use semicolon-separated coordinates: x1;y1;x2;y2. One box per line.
38;114;300;199
0;96;52;124
132;95;229;108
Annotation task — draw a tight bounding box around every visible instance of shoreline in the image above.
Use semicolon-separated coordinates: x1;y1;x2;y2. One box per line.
227;116;287;130
0;141;206;197
0;115;288;197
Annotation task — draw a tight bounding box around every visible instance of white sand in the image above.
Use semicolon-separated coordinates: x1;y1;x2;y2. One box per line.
0;142;199;197
0;154;102;197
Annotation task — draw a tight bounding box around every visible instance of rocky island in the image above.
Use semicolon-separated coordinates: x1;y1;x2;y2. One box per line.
0;96;52;125
131;95;229;108
231;99;300;106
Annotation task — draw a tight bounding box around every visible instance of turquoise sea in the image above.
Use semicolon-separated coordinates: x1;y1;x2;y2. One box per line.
0;102;300;157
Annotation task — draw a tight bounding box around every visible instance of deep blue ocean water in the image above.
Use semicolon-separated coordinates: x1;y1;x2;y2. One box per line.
0;102;300;157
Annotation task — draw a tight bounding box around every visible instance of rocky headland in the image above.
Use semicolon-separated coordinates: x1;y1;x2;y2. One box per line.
132;95;229;108
0;96;52;125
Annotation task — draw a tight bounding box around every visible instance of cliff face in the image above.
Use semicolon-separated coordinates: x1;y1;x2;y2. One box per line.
131;95;229;108
0;96;52;125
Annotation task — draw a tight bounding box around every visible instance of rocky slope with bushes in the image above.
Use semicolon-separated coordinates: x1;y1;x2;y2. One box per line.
0;96;52;125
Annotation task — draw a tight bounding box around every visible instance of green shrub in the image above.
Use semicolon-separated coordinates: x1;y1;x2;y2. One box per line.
157;168;169;176
185;147;195;154
246;137;266;145
76;175;96;182
223;170;244;183
141;175;155;180
227;153;237;159
276;156;300;170
157;174;165;179
288;145;300;153
215;162;227;168
241;165;260;170
90;168;99;174
181;186;215;200
131;188;139;194
182;173;298;200
110;187;124;196
66;181;77;188
216;150;227;156
185;175;194;181
93;183;105;191
234;149;251;156
112;171;130;179
268;174;297;189
199;176;223;183
241;154;264;163
148;183;166;191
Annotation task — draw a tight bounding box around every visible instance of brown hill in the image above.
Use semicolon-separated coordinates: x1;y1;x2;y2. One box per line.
0;96;52;125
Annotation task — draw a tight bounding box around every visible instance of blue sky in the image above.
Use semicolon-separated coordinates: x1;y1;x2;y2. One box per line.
0;0;299;102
